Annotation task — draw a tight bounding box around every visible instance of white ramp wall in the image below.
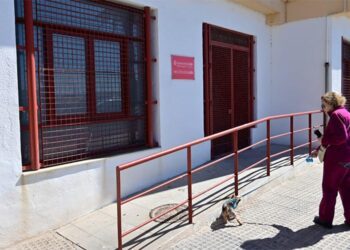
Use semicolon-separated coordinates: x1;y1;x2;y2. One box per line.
271;18;326;145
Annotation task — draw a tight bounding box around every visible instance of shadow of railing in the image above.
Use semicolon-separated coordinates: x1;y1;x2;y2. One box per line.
122;149;307;249
116;110;323;249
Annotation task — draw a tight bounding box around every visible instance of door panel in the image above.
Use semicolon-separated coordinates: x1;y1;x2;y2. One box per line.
203;24;253;159
211;46;232;156
233;50;251;148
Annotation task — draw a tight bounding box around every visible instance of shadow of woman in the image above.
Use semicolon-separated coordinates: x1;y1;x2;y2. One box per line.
241;224;349;250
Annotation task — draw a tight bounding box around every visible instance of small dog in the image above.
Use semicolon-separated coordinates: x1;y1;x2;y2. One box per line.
220;194;242;225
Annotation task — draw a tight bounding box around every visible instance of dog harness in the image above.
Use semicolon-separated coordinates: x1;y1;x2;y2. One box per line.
227;198;240;209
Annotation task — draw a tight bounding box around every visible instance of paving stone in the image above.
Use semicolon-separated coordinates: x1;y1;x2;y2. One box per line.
7;232;81;250
170;165;350;250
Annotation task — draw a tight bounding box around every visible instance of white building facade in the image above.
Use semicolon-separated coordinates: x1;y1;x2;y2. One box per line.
0;0;349;247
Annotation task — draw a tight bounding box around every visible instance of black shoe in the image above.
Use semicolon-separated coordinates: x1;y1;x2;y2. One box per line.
313;216;333;229
345;221;350;227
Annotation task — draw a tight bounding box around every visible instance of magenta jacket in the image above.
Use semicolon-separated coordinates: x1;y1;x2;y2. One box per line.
322;106;350;164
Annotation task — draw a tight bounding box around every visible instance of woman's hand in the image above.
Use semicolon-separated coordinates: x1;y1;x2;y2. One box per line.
310;149;318;158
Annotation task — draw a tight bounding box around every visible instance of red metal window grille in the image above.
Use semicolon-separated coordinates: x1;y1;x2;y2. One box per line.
15;0;149;169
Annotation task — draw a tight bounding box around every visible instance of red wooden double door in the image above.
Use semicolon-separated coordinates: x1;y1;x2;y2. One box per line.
203;24;254;158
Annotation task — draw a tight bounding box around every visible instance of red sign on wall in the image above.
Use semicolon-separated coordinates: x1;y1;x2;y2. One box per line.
171;55;195;80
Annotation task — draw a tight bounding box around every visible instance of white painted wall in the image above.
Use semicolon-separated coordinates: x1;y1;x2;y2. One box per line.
0;0;23;247
329;14;350;91
270;18;326;145
123;0;273;176
0;0;273;247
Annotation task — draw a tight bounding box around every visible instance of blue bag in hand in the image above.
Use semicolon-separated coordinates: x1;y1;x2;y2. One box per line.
306;156;314;163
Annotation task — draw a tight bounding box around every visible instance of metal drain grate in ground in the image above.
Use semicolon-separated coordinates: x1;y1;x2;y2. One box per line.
150;204;188;223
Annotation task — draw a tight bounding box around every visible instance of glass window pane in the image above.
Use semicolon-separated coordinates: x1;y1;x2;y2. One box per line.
16;24;25;46
20;130;30;165
17;50;28;107
94;40;122;113
14;0;24;18
129;41;144;115
53;34;87;115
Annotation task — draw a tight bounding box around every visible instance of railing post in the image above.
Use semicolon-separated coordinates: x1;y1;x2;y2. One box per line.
266;120;271;176
233;131;239;196
187;146;193;224
116;167;122;250
290;116;294;165
308;114;312;155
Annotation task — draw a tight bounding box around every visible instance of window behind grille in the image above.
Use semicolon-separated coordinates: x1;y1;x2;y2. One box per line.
15;0;148;168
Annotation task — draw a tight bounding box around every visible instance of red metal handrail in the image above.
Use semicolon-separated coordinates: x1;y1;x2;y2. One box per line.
116;110;323;249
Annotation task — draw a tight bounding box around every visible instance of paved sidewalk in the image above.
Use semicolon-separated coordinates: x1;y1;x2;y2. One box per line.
6;145;350;249
55;145;314;249
168;165;350;250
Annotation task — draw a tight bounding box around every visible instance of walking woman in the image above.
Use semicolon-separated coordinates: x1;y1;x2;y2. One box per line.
313;92;350;228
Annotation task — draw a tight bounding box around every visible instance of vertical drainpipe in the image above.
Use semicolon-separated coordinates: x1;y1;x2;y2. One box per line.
323;61;328;128
325;62;329;93
284;0;288;23
325;16;330;93
324;16;330;128
24;0;40;170
144;7;154;147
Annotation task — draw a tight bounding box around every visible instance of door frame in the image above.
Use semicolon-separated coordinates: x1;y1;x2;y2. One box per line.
203;23;254;157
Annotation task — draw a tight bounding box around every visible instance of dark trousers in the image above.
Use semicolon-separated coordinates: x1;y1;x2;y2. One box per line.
319;162;350;224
